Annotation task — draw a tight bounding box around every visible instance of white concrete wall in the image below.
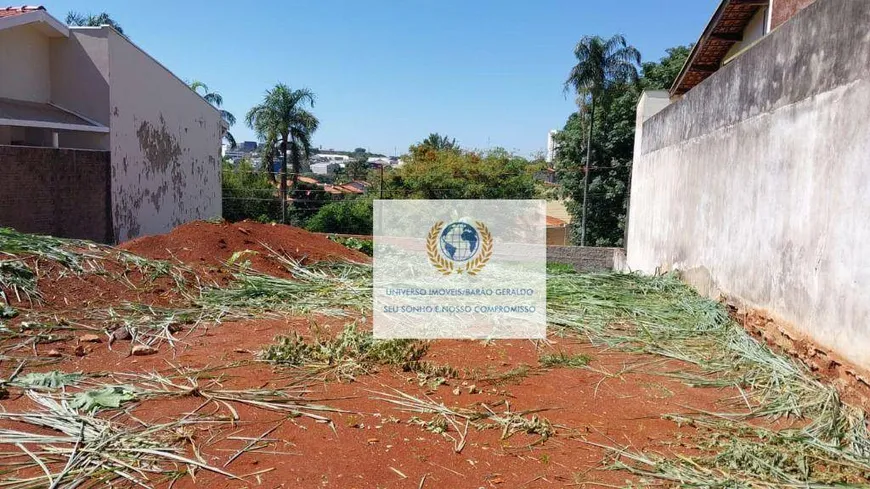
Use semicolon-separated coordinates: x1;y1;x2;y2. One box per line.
0;24;50;102
50;29;110;126
106;29;222;242
627;0;870;370
631;91;670;161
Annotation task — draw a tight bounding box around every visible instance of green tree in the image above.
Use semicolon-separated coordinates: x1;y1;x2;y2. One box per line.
565;35;640;245
418;133;458;152
190;81;237;148
556;44;690;247
245;84;319;223
641;45;693;90
66;11;124;35
346;157;370;181
221;159;279;222
386;146;536;200
288;181;332;227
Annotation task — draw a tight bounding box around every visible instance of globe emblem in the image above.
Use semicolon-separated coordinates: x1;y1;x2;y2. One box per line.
439;222;480;262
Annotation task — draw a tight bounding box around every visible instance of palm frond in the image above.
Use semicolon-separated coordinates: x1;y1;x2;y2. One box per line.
223;131;237;149
204;92;223;107
220;109;236;127
565;34;640;98
246;83;319;174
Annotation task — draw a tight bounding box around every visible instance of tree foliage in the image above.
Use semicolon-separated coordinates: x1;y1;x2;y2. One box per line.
246;84;319;191
641;45;693;90
556;44;690;246
417;133;458;152
286;181;333;227
305;198;373;235
345;157;370;181
385;146;538;200
565;35;641;103
564;34;641;246
191;81;236;148
66;11;124;34
221;159;279;223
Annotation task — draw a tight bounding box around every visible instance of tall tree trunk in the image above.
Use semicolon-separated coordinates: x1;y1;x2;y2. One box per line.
580;95;595;247
289;136;300;191
280;135;288;224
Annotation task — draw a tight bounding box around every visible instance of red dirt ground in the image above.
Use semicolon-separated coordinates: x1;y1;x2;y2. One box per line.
120;220;369;276
8;315;734;488
0;224;781;488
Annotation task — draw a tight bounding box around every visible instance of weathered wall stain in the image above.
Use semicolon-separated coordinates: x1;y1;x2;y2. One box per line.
628;0;870;370
136;115;181;174
108;28;221;242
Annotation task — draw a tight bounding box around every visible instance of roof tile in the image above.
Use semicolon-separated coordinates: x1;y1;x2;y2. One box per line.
0;5;45;18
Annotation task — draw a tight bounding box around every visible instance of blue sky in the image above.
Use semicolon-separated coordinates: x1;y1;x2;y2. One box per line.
41;1;717;157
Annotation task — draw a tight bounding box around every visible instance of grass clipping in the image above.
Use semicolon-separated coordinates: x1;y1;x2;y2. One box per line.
0;391;237;488
548;271;870;486
261;323;428;381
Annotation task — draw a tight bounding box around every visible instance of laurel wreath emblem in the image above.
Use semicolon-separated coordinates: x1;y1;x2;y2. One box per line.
426;221;493;276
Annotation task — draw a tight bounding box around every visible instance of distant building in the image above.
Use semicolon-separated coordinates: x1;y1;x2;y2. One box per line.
546;216;569;245
239;141;257;152
312;153;351;162
222;141;259;161
368;156;404;168
311;162;343;175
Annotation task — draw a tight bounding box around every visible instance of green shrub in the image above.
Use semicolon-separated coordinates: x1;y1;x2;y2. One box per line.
305;198;373;235
328;236;373;256
221;160;280;222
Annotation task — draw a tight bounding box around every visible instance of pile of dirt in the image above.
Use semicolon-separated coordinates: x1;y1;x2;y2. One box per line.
119;220;369;276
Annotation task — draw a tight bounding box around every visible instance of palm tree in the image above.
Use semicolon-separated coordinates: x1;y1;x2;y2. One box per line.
66;11;124;35
190;81;237;149
245;84;319;223
419;133;458;152
565;35;640;246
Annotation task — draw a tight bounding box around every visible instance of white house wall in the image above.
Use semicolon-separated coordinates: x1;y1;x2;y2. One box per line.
0;24;51;102
107;29;222;241
50;29;110;126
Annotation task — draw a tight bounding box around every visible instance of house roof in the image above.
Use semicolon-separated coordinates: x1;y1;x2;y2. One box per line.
297;176;320;185
0;5;67;36
0;97;109;133
546;216;567;228
338;184;364;194
670;0;768;96
0;5;43;18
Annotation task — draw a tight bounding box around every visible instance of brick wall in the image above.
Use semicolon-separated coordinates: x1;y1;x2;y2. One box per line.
771;0;818;29
546;246;625;272
0;145;112;242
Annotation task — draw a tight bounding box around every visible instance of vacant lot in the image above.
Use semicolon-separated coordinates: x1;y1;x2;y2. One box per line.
1;222;868;488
